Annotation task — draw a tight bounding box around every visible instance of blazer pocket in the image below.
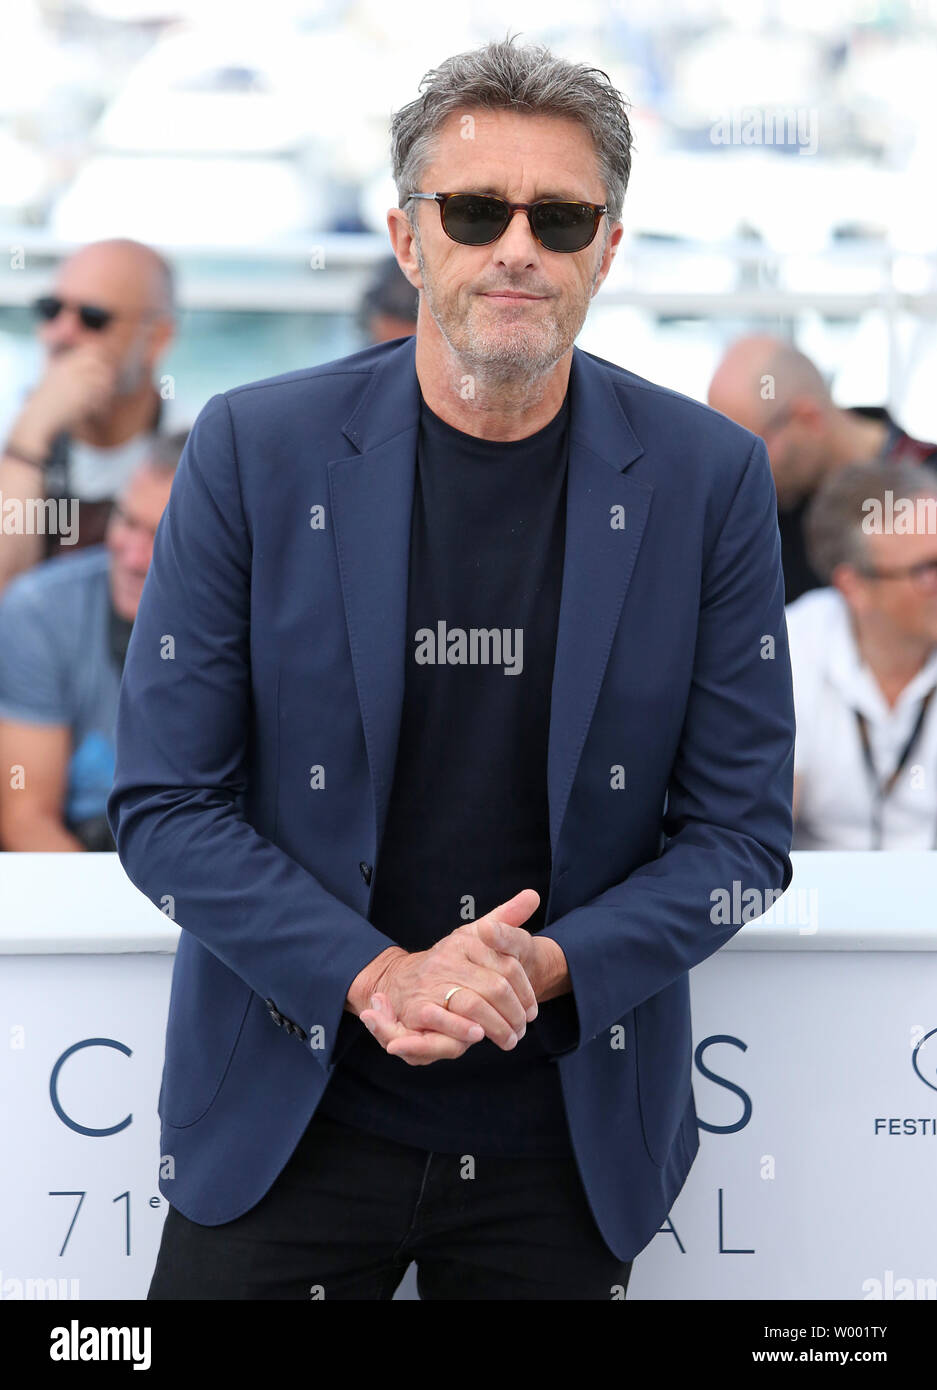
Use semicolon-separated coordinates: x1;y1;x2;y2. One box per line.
159;932;253;1129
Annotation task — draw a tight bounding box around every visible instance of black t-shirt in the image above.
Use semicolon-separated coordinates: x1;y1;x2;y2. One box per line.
316;386;575;1155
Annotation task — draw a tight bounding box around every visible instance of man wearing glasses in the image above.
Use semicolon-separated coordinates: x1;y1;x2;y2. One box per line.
0;238;175;596
109;37;795;1299
789;458;937;849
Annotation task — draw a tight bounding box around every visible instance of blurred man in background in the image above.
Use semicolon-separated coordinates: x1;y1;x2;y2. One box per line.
358;253;419;342
0;238;176;596
707;334;937;602
787;457;937;849
0;430;185;852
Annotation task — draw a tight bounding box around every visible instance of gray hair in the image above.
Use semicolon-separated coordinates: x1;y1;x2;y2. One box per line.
390;33;633;231
804;458;937;581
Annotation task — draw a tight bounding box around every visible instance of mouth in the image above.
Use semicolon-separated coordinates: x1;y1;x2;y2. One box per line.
480;291;546;302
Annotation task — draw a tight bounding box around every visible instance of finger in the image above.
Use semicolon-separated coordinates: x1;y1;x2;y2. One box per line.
426;954;529;1038
407;1000;486;1046
359;993;410;1043
473;913;533;963
481;889;540;930
363;1015;462;1061
465;931;539;1018
360;1001;468;1062
364;995;484;1048
358;1004;459;1064
361;994;482;1056
358;1003;403;1049
385;1032;471;1065
437;982;526;1051
396;981;521;1049
69;345;115;372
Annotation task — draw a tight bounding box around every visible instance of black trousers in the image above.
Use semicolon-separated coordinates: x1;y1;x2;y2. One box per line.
148;1110;633;1300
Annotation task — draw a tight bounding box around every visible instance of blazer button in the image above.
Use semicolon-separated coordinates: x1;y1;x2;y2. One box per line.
359;861;372;884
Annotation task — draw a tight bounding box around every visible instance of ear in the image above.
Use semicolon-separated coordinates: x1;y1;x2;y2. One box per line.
591;220;624;298
792;395;826;431
386;208;423;291
146;314;175;361
832;562;865;612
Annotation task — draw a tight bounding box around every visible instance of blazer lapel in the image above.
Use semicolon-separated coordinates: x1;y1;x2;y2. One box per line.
327;339;420;853
327;337;653;869
547;349;652;856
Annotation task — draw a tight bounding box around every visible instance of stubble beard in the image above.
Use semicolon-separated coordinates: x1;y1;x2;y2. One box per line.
114;336;152;397
411;220;600;393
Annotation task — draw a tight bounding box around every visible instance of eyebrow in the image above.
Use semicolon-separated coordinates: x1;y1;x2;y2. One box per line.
112;503;158;534
465;185;592;203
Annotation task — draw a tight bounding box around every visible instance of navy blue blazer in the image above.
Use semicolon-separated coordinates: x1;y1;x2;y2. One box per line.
106;334;794;1262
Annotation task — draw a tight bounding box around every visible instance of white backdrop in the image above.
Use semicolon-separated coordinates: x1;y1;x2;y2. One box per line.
1;851;935;1301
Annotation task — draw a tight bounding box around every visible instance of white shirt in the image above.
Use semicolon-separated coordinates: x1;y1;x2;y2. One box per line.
0;385;187;501
67;434;158;501
786;587;937;850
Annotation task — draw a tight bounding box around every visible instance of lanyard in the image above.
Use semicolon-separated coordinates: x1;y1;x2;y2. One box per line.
853;687;936;849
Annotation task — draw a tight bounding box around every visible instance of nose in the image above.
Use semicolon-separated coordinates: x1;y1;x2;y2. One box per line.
110;519;152;573
41;304;84;351
124;530;153;572
492;208;540;266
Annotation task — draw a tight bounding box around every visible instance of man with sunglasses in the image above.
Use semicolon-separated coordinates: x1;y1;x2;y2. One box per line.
0;238;175;596
788;458;937;849
707;334;937;603
109;37;794;1300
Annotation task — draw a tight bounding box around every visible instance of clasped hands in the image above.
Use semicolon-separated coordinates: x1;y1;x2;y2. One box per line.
353;889;567;1067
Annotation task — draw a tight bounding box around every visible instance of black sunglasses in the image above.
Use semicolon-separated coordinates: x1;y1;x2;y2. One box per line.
33;295;115;331
407;192;608;253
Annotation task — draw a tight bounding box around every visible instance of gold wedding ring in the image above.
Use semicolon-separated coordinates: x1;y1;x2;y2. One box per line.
444;987;464;1009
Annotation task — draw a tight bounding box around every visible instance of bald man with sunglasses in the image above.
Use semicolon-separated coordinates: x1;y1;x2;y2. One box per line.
0;238;175;596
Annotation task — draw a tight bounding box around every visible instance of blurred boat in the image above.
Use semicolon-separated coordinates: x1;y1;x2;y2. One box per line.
49;154;325;245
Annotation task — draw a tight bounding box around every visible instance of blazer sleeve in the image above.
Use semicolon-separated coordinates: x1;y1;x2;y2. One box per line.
534;434;795;1056
105;393;401;1075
